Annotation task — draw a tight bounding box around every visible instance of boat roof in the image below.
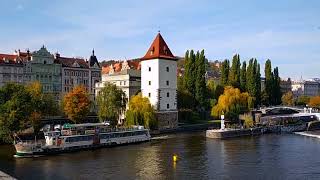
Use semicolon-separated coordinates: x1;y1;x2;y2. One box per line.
63;123;108;128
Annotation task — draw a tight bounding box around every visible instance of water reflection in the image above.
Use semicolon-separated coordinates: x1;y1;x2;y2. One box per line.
1;133;320;180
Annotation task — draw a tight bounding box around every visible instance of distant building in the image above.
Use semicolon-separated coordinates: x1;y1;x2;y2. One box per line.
96;60;141;123
25;46;62;100
280;78;292;94
140;33;178;129
96;59;141;100
54;50;101;100
0;52;26;87
292;79;320;97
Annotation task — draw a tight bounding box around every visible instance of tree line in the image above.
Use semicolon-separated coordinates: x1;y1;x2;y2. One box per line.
221;55;281;107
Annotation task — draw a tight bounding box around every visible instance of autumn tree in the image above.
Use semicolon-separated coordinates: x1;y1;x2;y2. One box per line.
281;91;294;106
125;93;157;129
26;82;59;133
211;86;251;121
97;82;127;127
63;86;90;124
308;96;320;108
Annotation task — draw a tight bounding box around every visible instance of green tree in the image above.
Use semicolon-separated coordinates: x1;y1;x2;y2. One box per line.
229;54;241;88
240;61;247;92
296;96;310;106
63;86;91;124
273;67;281;105
220;59;230;86
184;50;196;99
264;59;273;106
125;93;157;129
195;50;207;109
97;82;127;127
255;60;261;107
0;83;33;143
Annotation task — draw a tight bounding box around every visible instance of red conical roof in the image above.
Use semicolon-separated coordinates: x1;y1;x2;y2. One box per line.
141;33;177;61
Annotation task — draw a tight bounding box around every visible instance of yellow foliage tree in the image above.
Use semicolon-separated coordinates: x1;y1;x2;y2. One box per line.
125;93;157;129
281;91;294;106
211;86;250;121
63;86;90;123
308;96;320;108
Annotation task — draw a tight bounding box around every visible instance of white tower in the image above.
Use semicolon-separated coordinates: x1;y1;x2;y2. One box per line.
141;33;178;129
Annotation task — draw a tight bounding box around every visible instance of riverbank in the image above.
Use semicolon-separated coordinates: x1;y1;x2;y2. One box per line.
295;130;320;139
151;122;220;135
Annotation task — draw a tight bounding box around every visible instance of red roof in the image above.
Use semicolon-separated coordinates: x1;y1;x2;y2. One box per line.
55;56;89;68
0;53;27;65
101;59;141;74
141;33;177;61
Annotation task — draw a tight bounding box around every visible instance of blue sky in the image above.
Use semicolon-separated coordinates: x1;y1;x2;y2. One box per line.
0;0;319;79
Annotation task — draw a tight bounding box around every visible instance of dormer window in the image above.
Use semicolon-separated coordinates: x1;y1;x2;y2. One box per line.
164;46;168;55
150;47;155;55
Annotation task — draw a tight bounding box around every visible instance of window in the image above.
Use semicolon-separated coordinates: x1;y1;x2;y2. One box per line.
148;93;151;97
167;92;170;97
167;104;170;109
166;81;169;85
166;67;169;72
149;81;151;85
149;67;151;71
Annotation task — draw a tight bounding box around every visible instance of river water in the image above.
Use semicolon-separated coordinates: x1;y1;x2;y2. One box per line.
1;132;320;180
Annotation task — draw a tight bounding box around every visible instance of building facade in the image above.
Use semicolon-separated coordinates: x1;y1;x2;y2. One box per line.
24;46;62;100
292;80;320;97
0;47;101;102
140;33;178;129
96;60;141;123
0;53;25;87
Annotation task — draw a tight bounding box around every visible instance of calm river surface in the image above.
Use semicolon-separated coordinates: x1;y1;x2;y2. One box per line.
1;132;320;180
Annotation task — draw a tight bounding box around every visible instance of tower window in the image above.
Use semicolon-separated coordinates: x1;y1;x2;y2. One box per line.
148;93;151;97
149;67;151;71
167;104;170;109
166;67;169;72
166;81;169;86
149;81;151;85
167;92;170;97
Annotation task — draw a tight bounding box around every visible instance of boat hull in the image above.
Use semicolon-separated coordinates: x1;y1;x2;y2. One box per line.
15;138;150;157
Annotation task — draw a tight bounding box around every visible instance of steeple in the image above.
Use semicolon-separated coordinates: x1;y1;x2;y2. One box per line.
88;48;100;68
141;33;177;61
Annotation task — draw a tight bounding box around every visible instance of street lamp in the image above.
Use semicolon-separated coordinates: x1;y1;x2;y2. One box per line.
221;112;225;130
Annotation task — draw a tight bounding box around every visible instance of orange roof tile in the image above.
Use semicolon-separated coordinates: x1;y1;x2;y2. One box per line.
141;33;177;61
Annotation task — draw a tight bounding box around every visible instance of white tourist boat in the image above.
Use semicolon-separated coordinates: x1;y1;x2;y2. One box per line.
14;123;151;157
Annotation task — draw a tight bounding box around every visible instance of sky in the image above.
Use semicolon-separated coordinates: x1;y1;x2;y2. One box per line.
0;0;319;79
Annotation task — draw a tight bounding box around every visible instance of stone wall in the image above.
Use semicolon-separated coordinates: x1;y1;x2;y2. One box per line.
156;111;178;130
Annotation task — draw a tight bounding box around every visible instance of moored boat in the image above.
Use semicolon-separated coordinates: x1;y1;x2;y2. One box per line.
14;123;151;157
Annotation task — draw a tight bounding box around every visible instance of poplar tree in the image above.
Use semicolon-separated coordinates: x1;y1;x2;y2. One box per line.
229;54;241;88
220;59;230;86
195;50;207;109
184;50;196;99
246;59;254;97
273;67;281;105
240;61;247;92
264;59;273;105
255;61;261;106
